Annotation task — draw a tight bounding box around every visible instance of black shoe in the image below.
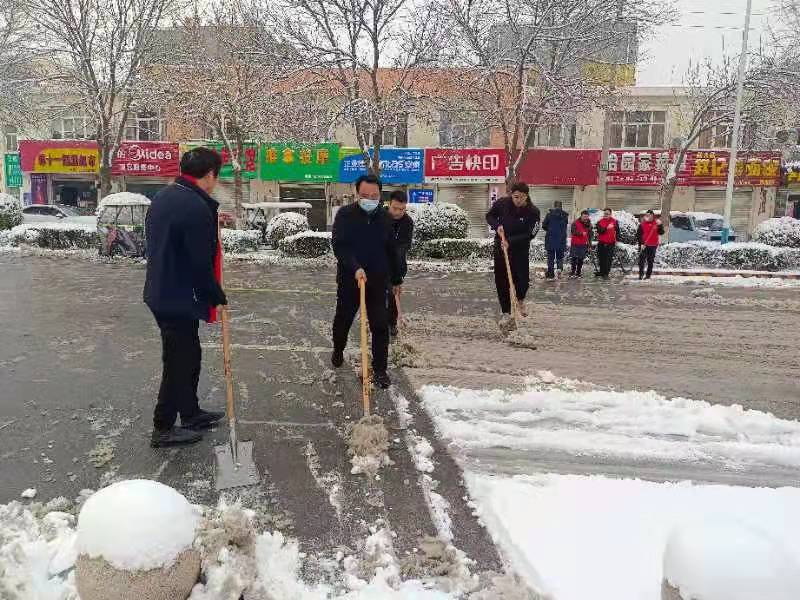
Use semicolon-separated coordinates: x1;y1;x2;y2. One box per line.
151;426;202;448
602;275;610;280
390;325;399;337
182;409;225;430
331;349;344;368
373;370;391;389
645;275;652;280
639;274;644;280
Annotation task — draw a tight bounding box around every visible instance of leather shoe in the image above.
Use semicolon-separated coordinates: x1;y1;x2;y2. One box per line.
331;349;344;368
151;426;202;448
182;409;225;430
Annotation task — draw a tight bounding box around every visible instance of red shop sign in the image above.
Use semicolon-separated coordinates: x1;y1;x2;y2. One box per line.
678;151;782;187
112;142;180;177
606;149;672;187
424;148;506;183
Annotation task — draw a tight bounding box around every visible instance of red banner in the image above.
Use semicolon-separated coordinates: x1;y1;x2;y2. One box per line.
679;150;781;187
606;149;670;186
112;142;180;177
424;148;506;182
517;149;601;186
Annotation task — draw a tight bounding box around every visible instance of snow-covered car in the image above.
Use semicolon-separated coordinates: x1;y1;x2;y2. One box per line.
22;204;97;226
669;211;736;243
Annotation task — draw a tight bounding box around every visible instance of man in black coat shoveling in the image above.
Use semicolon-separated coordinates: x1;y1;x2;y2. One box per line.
143;147;227;447
331;174;401;389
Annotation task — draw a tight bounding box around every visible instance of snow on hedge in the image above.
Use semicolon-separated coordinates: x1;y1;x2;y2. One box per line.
10;223;99;250
265;212;309;247
590;209;639;245
279;231;332;258
656;241;800;272
76;480;199;571
0;196;23;230
751;217;800;248
220;228;260;254
408;203;470;241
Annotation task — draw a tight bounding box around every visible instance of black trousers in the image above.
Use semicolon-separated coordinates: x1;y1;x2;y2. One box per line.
597;243;616;277
494;245;530;314
153;316;201;431
639;246;657;278
570;245;588;275
333;272;390;372
546;246;566;277
388;288;399;328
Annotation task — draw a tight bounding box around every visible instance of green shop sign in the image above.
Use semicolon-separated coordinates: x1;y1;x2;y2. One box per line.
179;142;258;180
4;153;22;188
260;143;340;182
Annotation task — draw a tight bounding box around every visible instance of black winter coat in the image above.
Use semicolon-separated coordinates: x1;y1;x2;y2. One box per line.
486;197;541;250
542;208;569;250
390;213;414;281
143;177;226;321
332;203;402;285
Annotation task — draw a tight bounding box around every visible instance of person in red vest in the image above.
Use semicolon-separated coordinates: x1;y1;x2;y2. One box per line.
636;209;665;280
568;210;593;278
595;208;618;280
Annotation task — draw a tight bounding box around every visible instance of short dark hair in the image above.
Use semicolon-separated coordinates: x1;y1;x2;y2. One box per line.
646;209;655;215
355;174;383;192
510;182;529;195
581;209;590;216
603;207;612;212
554;200;562;209
180;147;223;179
389;190;407;204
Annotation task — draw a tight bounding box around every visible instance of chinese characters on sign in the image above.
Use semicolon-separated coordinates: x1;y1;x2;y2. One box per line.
260;143;340;182
339;148;424;184
32;148;99;174
4;153;22;188
112;142;180;177
179;142;259;180
409;189;434;203
605;150;671;186
424;148;507;183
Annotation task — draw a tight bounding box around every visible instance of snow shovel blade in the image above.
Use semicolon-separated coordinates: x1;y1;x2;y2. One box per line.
214;440;260;491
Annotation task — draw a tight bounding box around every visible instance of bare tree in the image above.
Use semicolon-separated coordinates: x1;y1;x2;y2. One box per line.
158;0;330;222
279;0;445;175
23;0;181;197
439;0;673;186
0;0;38;125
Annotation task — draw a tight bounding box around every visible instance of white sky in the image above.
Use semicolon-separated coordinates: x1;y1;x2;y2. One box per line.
637;0;774;86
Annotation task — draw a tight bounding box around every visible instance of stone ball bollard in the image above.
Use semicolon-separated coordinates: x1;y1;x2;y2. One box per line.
75;479;201;600
661;520;800;600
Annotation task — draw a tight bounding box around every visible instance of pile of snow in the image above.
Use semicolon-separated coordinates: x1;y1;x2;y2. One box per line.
220;228;261;254
266;211;309;247
466;472;800;600
752;217;800;248
657;241;800;272
590;209;639;245
76;480;199;571
663;520;800;600
10;223;99;250
279;230;332;258
408;203;470;242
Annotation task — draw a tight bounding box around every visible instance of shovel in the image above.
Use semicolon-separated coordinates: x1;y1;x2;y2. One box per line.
499;233;521;329
359;278;371;415
214;233;260;491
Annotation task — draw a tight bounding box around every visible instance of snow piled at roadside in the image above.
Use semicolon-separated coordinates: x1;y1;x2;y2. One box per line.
465;472;800;600
639;274;800;288
420;382;800;470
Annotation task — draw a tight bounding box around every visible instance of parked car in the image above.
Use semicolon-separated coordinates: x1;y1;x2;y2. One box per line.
668;211;737;243
22;204;97;226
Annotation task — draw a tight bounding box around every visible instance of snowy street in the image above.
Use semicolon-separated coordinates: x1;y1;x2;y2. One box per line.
2;254;800;598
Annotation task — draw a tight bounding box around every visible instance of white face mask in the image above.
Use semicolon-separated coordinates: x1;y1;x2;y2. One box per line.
359;198;379;212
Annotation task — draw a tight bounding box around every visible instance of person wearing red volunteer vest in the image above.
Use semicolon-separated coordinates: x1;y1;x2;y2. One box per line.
595;208;618;280
143;148;227;448
636;209;665;280
568;210;593;278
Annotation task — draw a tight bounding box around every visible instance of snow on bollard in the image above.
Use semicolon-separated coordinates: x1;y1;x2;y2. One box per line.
661;520;800;600
75;479;201;600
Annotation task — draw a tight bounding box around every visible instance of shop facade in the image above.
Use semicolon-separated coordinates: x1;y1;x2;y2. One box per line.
18;140;100;210
115;141;180;200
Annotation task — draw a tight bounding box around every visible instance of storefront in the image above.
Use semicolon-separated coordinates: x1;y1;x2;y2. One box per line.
424;148;507;238
516;149;599;216
778;164;800;219
180;141;258;213
261;142;340;231
114;141;179;200
18;140;99;209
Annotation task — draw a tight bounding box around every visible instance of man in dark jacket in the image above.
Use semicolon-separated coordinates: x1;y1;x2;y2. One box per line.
636;209;665;280
331;174;401;389
386;190;414;337
486;182;541;321
542;201;569;280
143;147;227;448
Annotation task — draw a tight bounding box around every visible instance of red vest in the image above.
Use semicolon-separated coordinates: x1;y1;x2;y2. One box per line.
640;220;661;247
571;219;591;246
597;217;618;244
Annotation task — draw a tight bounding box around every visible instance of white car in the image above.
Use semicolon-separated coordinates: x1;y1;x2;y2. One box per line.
22;204;96;226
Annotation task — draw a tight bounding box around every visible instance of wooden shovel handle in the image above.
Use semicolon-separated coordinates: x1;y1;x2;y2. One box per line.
500;233;520;320
359;278;370;415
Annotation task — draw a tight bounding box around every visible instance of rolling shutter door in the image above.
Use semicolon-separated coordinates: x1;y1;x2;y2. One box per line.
214;181;251;213
694;189;753;240
437;185;491;238
530;187;575;217
607;187;660;215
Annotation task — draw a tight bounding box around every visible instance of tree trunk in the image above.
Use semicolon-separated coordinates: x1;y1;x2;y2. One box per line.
234;136;244;228
99;164;113;200
659;176;677;243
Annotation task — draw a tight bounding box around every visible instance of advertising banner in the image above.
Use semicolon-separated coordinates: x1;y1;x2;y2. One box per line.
424;148;506;183
112;142;180;177
339;148;424;184
261;143;340;182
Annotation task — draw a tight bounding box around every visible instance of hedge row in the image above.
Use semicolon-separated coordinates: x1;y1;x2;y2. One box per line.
9;224;99;249
655;241;800;272
220;228;260;254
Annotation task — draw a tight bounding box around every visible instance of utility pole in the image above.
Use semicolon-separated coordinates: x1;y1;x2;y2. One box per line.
722;0;753;243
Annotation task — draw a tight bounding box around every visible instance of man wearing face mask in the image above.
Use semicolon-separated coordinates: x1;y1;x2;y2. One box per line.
331;174;401;389
636;209;664;280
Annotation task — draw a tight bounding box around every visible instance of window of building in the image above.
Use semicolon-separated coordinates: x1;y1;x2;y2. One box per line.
610;110;666;148
438;111;490;147
125;112;164;141
3;125;18;151
373;113;408;147
535;122;577;147
50;113;93;139
698;111;733;149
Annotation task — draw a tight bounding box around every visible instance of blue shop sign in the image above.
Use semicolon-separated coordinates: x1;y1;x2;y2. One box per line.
339;148;424;184
409;189;434;203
